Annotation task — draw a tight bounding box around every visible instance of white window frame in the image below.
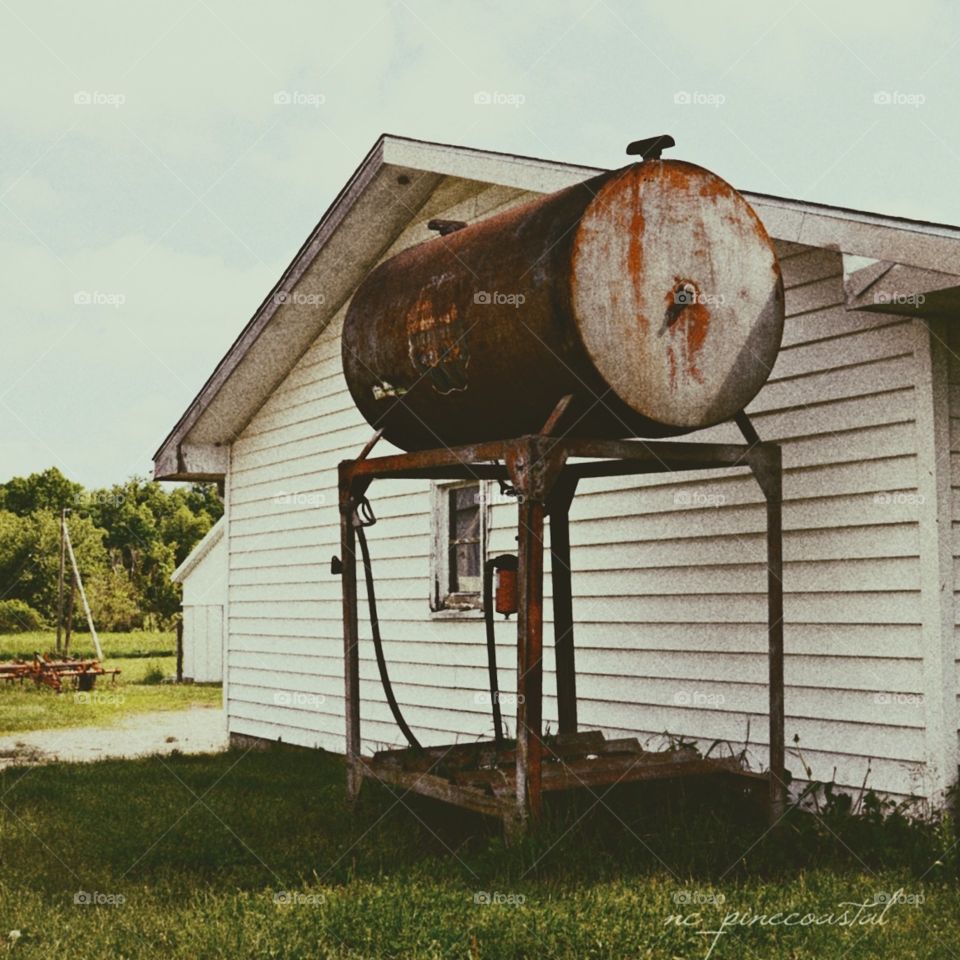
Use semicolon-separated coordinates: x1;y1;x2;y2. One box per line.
430;479;488;615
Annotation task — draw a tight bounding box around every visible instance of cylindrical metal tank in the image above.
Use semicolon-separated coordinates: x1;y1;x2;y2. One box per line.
343;159;784;451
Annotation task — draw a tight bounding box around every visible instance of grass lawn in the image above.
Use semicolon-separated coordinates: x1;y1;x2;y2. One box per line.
0;631;175;661
0;632;221;736
1;746;958;959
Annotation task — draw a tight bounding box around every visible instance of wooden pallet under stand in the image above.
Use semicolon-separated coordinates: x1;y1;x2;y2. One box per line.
360;730;746;826
339;412;785;840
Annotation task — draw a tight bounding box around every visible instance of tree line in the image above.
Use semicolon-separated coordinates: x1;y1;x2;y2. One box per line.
0;467;222;633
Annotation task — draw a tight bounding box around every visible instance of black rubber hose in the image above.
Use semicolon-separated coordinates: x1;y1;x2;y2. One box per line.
483;559;505;744
356;524;422;751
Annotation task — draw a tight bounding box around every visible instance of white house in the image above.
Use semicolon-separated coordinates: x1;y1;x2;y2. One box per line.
154;134;960;807
171;517;226;683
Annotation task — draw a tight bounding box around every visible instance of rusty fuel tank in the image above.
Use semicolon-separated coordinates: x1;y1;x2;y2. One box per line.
342;158;784;451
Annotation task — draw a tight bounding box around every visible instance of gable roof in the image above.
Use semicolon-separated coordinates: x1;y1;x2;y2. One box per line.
154;134;960;481
170;517;225;584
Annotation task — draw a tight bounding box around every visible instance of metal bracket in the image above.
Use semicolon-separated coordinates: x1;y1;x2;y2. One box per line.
734;410;761;447
504;435;568;504
626;134;676;161
427;219;468;236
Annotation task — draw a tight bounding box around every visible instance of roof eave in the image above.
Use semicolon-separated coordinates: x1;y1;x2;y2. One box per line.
154;135;960;482
153;134;393;479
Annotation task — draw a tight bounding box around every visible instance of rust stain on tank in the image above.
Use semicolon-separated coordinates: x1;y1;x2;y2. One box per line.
657;163;699;192
698;178;734;199
663;280;710;387
627;172;647;332
404;278;470;394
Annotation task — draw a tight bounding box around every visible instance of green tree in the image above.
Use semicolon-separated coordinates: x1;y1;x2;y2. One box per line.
0;470;222;632
23;511;108;623
83;567;142;631
0;467;83;516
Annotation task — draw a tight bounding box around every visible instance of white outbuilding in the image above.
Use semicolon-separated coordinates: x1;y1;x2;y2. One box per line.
171;517;226;683
154;135;960;808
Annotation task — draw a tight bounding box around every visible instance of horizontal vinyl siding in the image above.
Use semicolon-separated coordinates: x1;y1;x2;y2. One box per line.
947;327;960;746
226;193;927;797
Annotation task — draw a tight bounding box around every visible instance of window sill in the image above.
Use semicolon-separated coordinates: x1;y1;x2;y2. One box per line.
430;603;484;620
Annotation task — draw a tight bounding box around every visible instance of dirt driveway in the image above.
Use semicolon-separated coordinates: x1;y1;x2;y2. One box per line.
0;705;227;769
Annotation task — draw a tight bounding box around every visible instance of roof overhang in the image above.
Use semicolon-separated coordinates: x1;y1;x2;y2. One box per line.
154;134;960;482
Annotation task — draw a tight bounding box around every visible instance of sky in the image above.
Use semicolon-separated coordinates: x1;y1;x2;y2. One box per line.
0;0;957;489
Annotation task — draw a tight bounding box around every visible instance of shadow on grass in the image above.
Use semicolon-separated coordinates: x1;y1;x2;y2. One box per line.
2;743;954;897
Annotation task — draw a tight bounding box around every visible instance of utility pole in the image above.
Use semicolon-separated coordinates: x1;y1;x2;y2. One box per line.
63;513;104;661
56;508;66;653
64;573;76;654
176;618;184;683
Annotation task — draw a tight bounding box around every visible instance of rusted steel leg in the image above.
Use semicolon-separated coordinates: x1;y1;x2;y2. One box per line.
515;495;546;828
764;450;786;823
340;469;363;803
550;477;578;736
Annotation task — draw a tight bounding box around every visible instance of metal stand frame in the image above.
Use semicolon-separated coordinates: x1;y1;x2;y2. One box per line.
338;431;785;836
